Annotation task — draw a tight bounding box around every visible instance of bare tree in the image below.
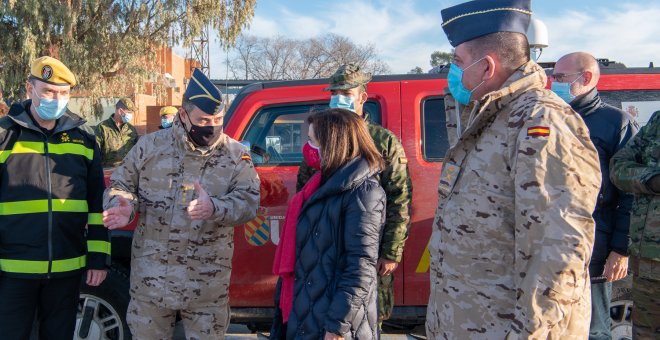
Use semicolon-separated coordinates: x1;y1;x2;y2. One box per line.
227;33;391;80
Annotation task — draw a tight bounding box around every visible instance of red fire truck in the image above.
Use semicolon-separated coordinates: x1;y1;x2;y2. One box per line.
76;63;660;339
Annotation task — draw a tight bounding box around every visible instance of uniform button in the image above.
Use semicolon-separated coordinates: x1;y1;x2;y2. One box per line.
314;231;319;237
307;280;312;285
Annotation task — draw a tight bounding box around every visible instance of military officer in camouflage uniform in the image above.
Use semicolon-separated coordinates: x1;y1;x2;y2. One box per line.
102;69;260;338
427;1;601;338
610;111;660;339
296;64;412;327
94;97;139;167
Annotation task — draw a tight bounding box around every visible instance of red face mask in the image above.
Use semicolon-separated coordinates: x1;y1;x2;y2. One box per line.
302;141;321;170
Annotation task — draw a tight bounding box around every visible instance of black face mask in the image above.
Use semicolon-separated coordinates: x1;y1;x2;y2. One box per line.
184;111;223;147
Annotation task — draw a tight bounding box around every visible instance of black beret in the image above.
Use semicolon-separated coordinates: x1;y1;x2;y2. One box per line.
441;0;532;47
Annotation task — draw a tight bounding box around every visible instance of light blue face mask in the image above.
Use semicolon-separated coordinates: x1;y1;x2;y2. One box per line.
121;112;133;124
551;74;583;104
161;117;172;128
329;94;356;112
35;96;69;121
447;57;486;105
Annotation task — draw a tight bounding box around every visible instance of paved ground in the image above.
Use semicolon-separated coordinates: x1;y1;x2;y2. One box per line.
176;324;427;339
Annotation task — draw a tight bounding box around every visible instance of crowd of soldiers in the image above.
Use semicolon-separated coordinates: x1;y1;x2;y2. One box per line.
0;0;657;339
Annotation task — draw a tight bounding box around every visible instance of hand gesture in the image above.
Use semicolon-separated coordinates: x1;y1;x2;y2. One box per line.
86;269;107;286
102;196;132;229
377;258;399;276
603;251;628;282
187;181;214;220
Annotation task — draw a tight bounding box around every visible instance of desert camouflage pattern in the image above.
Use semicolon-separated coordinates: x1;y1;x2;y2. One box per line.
127;298;230;339
426;61;601;339
104;116;259;333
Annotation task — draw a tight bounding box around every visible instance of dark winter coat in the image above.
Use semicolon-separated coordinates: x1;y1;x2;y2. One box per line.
287;157;386;340
570;88;638;275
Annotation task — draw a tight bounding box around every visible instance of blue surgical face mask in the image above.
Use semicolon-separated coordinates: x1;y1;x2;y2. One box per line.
161;117;172;128
329;94;355;112
33;92;68;121
121;112;133;124
551;74;583;104
447;57;486;105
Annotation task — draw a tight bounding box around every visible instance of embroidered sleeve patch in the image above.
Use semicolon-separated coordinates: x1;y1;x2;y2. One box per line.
241;153;252;162
527;126;550;137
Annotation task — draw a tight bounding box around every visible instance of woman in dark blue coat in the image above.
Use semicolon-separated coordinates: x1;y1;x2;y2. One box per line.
286;109;386;340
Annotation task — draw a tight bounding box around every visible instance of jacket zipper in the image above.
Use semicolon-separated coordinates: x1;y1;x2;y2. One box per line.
44;136;53;277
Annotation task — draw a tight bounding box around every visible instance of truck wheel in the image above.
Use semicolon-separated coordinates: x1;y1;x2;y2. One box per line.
75;266;131;340
611;276;633;340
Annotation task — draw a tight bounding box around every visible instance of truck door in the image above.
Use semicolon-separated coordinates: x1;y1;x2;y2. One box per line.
399;79;447;306
223;82;398;308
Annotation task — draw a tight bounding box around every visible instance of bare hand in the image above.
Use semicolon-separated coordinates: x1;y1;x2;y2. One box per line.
603;252;628;282
187;181;214;220
377;258;399;276
324;332;343;340
86;269;107;286
102;196;132;229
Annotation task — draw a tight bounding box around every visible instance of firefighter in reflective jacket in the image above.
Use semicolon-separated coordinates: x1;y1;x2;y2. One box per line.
0;56;110;339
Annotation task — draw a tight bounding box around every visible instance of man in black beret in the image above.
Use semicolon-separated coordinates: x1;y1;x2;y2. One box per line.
426;0;601;338
102;69;260;338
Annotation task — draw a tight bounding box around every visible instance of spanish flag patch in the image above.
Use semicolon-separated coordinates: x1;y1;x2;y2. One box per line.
527;126;550;137
241;153;252;162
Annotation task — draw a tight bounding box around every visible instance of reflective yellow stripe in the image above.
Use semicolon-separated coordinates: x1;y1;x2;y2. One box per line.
0;255;86;274
0;199;88;215
49;143;94;160
0;150;11;163
87;241;111;255
88;213;104;225
4;141;94;161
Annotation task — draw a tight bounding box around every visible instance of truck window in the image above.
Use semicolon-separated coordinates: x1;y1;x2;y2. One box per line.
242;102;381;165
422;97;450;161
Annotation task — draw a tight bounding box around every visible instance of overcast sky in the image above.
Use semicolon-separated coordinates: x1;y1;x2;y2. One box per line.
199;0;660;79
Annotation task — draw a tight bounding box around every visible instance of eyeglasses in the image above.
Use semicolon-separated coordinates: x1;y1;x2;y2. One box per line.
549;72;584;83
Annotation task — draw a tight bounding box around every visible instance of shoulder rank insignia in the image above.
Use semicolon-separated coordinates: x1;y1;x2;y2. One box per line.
241;153;252;162
527;126;550;137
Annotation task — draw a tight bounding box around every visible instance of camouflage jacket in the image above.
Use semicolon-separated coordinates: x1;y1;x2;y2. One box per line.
610;111;660;279
296;121;412;262
104;117;260;309
427;61;601;339
94;115;138;167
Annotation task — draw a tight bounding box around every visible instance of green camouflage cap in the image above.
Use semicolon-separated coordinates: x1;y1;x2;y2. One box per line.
324;63;372;91
116;97;136;112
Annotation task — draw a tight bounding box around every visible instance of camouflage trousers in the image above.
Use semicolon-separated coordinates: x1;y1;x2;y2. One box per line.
632;275;660;339
127;297;230;339
378;273;394;323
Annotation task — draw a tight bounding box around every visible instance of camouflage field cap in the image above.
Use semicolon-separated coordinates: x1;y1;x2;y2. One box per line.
324;63;372;91
116;97;136;112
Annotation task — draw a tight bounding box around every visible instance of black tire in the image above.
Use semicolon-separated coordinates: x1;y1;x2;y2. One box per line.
75;265;132;340
611;276;633;340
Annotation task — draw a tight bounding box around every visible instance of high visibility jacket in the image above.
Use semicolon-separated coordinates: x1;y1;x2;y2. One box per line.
0;101;110;279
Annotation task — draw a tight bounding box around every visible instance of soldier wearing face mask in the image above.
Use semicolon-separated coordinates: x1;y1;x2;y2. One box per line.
0;56;109;339
94;97;139;167
296;63;413;330
102;69;260;339
427;1;601;338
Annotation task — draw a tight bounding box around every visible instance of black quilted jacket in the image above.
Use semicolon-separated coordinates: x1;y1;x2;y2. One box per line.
286;157;386;339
